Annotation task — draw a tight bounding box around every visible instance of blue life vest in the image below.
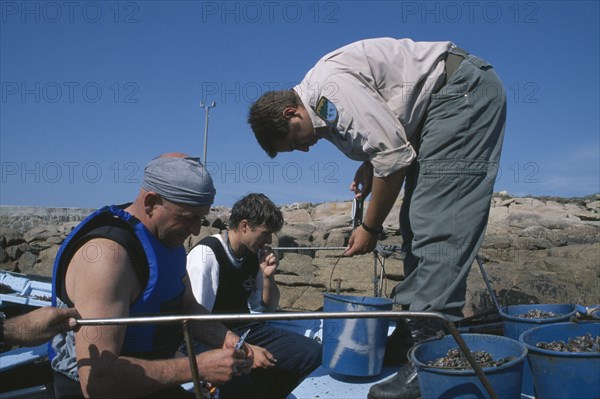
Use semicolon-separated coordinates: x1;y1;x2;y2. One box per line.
51;205;186;365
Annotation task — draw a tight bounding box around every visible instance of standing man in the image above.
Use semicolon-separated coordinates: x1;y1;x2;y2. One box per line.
187;193;322;399
248;37;506;399
51;154;252;399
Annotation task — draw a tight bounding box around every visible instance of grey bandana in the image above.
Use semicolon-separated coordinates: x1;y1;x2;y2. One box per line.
142;157;216;206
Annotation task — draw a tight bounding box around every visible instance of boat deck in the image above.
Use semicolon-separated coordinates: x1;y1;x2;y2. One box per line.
1;271;516;399
289;366;398;399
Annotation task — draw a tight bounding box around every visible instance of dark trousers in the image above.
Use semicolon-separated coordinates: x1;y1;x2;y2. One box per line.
219;322;322;399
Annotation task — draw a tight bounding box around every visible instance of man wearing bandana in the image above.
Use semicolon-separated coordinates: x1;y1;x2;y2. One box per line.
50;153;252;399
248;38;506;399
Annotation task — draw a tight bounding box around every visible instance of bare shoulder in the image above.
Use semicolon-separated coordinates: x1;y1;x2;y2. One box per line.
66;237;141;307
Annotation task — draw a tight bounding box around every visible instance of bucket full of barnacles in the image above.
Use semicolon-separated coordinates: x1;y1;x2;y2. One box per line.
501;303;577;339
409;334;527;399
500;303;576;397
519;321;600;399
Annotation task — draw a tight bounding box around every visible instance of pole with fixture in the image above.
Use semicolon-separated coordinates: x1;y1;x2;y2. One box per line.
200;101;216;164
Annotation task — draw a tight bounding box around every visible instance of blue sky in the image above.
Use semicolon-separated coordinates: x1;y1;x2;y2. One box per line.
1;0;598;208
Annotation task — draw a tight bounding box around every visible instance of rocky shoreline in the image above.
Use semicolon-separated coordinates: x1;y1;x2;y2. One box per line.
1;193;599;317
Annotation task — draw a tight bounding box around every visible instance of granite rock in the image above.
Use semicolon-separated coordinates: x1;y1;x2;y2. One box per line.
1;193;598;318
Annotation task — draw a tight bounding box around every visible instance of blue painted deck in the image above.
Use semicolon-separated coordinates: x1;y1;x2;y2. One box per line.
288;366;397;399
268;319;398;399
0;271;52;308
0;344;47;373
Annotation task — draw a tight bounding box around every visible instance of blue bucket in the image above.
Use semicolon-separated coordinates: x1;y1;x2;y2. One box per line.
322;293;393;376
502;304;577;339
410;334;527;399
519;322;600;399
501;303;576;397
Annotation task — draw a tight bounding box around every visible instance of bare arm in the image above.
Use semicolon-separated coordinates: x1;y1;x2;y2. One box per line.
68;238;243;398
259;249;280;311
346;168;406;256
2;307;79;347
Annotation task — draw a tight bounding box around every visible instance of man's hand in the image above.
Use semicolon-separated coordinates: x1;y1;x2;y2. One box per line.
3;307;80;346
195;348;250;384
247;344;277;368
222;331;254;375
349;161;374;200
346;168;407;256
258;247;281;310
259;247;279;278
345;225;378;256
222;330;241;349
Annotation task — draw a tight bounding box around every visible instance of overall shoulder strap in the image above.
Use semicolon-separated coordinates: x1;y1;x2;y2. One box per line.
56;214;148;306
196;236;230;268
82;224;148;287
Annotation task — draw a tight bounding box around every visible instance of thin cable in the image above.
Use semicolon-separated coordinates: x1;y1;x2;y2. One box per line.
375;253;387;297
328;250;348;292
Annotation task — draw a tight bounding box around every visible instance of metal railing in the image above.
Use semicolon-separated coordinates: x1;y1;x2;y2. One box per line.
272;246;347;251
77;310;499;399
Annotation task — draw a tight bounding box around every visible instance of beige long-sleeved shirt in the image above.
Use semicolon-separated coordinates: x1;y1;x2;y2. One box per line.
294;37;453;177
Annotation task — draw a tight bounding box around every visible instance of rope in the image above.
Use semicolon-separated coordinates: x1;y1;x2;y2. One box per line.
328;251;347;293
373;242;403;258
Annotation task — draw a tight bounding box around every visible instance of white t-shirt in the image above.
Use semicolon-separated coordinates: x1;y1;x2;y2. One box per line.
186;233;265;312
